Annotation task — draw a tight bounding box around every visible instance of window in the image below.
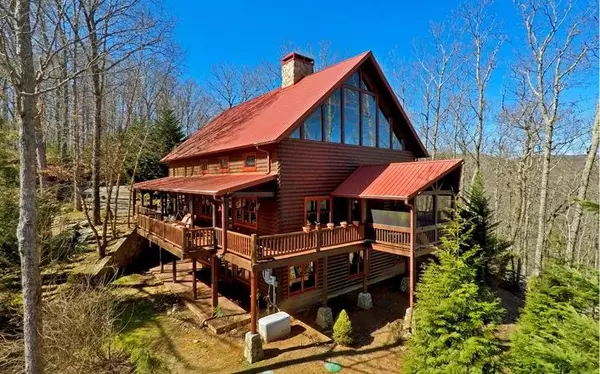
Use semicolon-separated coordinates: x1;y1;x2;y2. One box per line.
392;129;404;150
305;196;331;225
343;88;360;145
324;89;341;143
233;197;258;228
361;93;376;147
345;72;360;87
242;153;257;172
289;262;316;295
348;250;365;278
197;196;212;218
200;160;208;174
290;127;301;139
304;106;322;141
377;109;390;148
218;157;229;172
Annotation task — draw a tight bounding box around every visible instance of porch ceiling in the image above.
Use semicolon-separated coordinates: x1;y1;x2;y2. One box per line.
133;173;276;196
332;159;463;201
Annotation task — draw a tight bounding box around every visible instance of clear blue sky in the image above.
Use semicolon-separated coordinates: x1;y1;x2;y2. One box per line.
165;0;515;81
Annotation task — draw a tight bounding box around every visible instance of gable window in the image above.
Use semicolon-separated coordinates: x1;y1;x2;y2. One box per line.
242;153;257;172
289;262;317;295
304;106;322;141
290;127;301;139
348;250;365;278
218;157;229;172
361;93;376;147
343;88;360;145
324;89;341;143
233;197;258;228
392;132;404;150
305;196;332;225
345;72;360;87
377;110;391;148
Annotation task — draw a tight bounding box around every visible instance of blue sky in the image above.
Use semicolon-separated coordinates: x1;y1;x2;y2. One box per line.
166;0;515;81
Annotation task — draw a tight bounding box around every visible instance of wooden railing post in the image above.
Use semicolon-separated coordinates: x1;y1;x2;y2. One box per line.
250;234;258;264
181;227;187;254
315;225;322;252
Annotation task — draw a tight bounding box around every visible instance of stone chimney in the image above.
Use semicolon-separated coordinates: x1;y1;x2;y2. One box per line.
281;52;314;88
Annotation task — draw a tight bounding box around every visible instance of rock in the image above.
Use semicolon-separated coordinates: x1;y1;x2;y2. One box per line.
192;339;199;344
357;292;373;310
315;307;333;330
243;332;264;364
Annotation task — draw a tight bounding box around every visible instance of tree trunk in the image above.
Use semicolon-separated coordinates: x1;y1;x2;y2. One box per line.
14;0;43;372
566;107;600;264
533;119;553;275
34;96;47;191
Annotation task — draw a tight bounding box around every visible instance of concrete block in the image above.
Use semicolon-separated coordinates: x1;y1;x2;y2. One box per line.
258;311;291;342
357;292;373;310
243;332;263;363
316;307;333;330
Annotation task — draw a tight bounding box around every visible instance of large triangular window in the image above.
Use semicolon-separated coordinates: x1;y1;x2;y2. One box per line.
290;69;405;150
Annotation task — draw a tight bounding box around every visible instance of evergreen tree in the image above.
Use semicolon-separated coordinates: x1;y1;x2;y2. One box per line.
405;217;504;374
155;107;185;154
332;309;353;345
458;172;511;281
509;264;599;373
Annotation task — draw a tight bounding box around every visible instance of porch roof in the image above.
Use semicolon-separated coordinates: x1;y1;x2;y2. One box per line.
332;159;463;201
133;173;276;196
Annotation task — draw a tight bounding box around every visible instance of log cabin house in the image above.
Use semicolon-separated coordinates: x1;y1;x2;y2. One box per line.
132;51;462;335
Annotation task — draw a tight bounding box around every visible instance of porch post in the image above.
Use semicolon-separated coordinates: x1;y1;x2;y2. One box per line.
212;198;217;227
362;248;369;293
211;254;219;308
250;268;258;334
409;200;416;308
433;194;438;242
360;199;367;223
321;256;328;306
172;259;177;283
221;196;228;252
192;258;197;300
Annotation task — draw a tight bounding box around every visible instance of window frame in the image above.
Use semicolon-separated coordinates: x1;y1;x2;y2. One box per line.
347;250;365;279
242;152;257;172
304;196;333;225
196;195;213;219
218;156;229;173
288;262;318;296
232;197;258;229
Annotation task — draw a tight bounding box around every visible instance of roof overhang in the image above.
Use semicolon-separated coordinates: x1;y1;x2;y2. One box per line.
332;159;463;201
133;173;276;196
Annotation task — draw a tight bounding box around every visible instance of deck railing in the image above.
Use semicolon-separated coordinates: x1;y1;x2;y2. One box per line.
368;223;411;247
227;231;253;258
137;206;161;220
415;224;441;247
185;228;214;250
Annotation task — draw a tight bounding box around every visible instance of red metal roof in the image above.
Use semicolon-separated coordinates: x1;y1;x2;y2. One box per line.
161;51;427;163
332;159;463;200
133;173;276;195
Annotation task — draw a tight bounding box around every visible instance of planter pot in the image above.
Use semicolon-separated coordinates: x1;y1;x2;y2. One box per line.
302;225;311;234
352;221;360;227
327;223;335;230
340;221;348;229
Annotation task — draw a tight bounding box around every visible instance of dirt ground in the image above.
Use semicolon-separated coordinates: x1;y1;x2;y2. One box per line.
116;274;409;374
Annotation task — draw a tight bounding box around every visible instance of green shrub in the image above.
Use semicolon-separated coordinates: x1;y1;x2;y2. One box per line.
509;264;599;373
333;309;353;345
404;217;503;374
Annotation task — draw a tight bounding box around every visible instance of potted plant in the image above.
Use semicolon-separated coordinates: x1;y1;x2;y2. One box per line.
340;221;348;229
327;222;335;230
352;220;360;227
302;221;312;233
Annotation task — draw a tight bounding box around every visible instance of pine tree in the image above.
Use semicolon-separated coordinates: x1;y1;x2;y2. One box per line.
405;217;504;374
332;309;353;346
458;172;511;281
154;107;185;154
509;264;599;373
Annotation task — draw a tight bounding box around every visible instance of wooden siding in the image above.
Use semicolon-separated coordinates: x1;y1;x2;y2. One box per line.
277;139;415;233
278;245;406;312
168;145;278;177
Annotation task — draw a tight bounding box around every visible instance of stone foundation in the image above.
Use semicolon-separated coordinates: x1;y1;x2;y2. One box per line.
315;307;333;330
243;332;264;364
357;292;373;310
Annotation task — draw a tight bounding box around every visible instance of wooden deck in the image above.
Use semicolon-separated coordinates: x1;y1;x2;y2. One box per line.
136;211;442;268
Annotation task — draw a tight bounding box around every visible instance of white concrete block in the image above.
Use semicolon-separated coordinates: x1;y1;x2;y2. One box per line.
258;311;291;342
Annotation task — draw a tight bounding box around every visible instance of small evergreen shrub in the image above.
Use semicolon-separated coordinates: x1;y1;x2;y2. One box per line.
509;264;599;373
333;309;353;346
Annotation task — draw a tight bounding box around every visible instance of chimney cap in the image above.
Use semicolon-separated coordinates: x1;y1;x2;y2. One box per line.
281;52;314;66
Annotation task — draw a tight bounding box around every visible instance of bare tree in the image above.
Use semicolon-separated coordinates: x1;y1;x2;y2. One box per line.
518;0;597;274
